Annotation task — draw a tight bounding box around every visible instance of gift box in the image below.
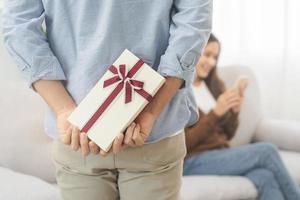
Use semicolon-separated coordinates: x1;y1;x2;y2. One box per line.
68;49;166;151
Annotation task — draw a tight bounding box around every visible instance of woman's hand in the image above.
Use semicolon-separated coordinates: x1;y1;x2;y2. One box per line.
213;90;242;117
232;95;244;113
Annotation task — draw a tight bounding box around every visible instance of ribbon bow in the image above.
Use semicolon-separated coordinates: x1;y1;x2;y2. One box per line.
103;62;152;104
81;59;152;133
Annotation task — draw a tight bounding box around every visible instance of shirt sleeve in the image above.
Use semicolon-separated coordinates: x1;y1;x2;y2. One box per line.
157;0;213;88
1;0;66;91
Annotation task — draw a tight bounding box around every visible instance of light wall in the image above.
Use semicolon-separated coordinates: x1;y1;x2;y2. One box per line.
212;0;300;121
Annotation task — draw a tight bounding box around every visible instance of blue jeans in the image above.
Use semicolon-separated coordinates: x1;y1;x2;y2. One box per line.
183;143;300;200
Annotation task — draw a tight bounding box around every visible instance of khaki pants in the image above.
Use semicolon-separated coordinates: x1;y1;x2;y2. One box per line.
52;131;186;200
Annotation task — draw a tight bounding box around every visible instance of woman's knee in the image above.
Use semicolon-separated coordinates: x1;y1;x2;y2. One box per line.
254;142;279;158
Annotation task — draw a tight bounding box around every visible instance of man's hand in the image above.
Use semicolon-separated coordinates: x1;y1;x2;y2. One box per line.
32;80;94;156
44;76;182;155
97;133;126;156
56;107;127;156
56;108;91;156
90;111;156;156
124;111;156;147
123;77;183;148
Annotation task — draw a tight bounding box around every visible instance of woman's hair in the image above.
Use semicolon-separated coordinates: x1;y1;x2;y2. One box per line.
202;33;226;99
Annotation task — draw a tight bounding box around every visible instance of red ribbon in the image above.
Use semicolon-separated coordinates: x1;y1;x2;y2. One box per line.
81;59;153;133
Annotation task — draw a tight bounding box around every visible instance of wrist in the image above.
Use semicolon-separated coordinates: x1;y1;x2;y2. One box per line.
142;102;159;119
212;107;224;118
55;103;76;117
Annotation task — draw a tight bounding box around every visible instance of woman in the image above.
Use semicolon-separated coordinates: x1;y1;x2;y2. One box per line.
184;34;300;200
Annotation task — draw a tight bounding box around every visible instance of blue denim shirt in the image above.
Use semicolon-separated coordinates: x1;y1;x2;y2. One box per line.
2;0;211;142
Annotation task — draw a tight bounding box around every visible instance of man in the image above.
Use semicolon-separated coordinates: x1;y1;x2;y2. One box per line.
2;0;212;199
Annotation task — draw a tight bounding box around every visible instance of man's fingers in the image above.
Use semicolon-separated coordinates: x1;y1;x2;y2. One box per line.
113;133;125;154
89;141;100;155
132;124;144;146
100;149;110;157
100;143;112;157
124;122;136;146
71;126;80;151
80;132;90;156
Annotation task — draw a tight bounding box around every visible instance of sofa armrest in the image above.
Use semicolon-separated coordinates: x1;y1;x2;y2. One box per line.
253;118;300;152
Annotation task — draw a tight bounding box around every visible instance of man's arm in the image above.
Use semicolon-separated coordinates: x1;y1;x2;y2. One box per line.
124;0;213;146
157;0;213;88
33;80;95;156
33;80;76;116
143;77;183;118
2;0;66;90
1;0;92;155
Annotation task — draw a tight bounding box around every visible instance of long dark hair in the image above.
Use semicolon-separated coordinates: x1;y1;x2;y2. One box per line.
202;34;226;99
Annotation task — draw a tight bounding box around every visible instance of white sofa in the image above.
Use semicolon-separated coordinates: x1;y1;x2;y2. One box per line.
1;38;300;199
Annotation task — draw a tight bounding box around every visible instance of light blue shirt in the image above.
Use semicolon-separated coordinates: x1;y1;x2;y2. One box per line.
1;0;211;142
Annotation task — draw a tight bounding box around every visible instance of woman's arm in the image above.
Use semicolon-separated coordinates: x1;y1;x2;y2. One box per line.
212;90;241;140
219;110;239;140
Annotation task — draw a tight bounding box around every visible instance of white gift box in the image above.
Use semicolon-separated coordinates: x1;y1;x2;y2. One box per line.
68;49;165;151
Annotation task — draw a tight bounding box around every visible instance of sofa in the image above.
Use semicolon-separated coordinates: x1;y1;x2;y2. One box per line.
1;36;300;199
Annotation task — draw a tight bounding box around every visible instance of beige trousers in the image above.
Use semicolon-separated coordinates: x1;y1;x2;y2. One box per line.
52;131;186;200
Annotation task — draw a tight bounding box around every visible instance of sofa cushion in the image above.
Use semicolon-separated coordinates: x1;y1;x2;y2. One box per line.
181;175;258;200
0;80;56;183
0;167;61;200
0;38;57;183
255;119;300;152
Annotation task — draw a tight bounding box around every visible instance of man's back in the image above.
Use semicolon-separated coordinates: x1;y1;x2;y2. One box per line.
43;0;173;95
2;0;211;143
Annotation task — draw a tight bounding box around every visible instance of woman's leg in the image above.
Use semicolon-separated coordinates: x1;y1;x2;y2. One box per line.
183;142;300;200
244;143;300;200
245;168;284;200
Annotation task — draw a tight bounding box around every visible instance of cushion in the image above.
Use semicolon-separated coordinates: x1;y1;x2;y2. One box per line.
181;175;258;200
0;167;61;200
255;119;300;152
0;38;57;183
0;80;56;183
